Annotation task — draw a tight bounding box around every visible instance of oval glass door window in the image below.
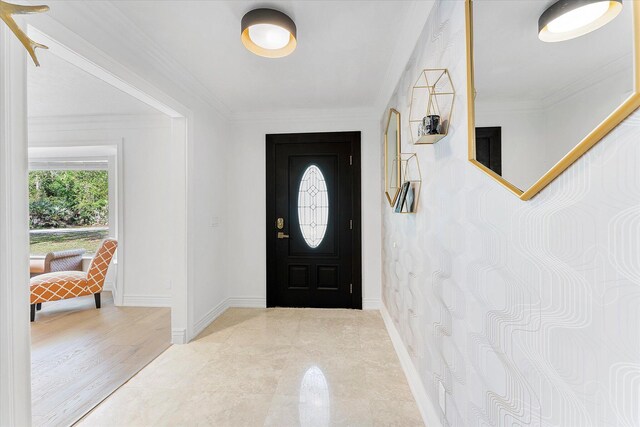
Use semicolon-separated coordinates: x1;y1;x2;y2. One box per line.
298;165;329;248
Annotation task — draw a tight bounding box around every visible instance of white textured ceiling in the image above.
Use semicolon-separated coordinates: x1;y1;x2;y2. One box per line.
28;49;159;118
35;0;432;116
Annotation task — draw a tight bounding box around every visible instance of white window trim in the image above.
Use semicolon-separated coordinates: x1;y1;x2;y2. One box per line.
28;141;125;306
29;155;114;252
29;159;109;171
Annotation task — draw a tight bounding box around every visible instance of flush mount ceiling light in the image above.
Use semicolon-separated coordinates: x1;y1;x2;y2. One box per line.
538;0;623;42
241;8;297;58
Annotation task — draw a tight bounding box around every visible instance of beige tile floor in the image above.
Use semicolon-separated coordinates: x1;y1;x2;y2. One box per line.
78;308;423;426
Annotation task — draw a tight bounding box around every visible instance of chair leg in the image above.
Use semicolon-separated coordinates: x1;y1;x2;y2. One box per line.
94;293;101;309
36;303;42;311
30;304;36;322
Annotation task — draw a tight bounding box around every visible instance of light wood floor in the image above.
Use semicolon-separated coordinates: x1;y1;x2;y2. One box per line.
31;292;171;427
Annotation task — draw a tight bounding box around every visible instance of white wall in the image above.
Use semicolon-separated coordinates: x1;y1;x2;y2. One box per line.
227;110;382;309
476;67;633;191
29;115;174;306
191;110;230;330
545;68;633;163
382;1;640;426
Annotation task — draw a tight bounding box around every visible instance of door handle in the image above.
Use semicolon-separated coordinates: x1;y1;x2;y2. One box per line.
277;232;290;239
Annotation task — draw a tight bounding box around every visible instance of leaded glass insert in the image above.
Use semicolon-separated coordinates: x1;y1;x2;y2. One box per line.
298;165;329;248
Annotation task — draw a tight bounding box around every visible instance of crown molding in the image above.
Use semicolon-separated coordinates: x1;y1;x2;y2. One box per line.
31;0;231;119
478;54;631;115
230;106;379;124
27;1;434;123
475;99;544;114
540;53;631;108
28;113;171;132
100;1;231;117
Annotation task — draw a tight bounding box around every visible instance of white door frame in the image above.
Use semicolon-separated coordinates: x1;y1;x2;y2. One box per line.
0;24;32;427
0;17;196;425
26;24;194;342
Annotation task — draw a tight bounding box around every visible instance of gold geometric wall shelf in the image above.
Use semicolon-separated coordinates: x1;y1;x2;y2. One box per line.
391;153;422;214
409;69;455;145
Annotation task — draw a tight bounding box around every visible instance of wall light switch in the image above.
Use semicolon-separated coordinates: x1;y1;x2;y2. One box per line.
439;381;446;414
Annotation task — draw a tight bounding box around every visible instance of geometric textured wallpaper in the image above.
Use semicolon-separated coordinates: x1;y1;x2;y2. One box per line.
381;2;640;426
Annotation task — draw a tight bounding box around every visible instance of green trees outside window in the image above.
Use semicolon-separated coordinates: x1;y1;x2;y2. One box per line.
29;170;108;229
29;170;109;254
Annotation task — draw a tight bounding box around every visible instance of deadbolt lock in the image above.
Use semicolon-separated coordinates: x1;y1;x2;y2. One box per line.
276;217;284;230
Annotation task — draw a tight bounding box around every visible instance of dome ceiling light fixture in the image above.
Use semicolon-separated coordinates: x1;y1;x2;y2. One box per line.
241;8;297;58
538;0;623;42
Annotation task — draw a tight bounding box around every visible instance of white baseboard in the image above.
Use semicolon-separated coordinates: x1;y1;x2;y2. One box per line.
122;294;171;307
171;328;186;344
191;298;229;340
103;282;115;298
380;304;441;427
189;296;266;342
227;296;266;308
363;298;381;310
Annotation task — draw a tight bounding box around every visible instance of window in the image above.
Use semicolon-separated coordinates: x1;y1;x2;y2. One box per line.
297;165;329;248
29;162;110;255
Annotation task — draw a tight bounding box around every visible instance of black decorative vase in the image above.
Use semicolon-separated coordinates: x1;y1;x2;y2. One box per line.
423;115;440;135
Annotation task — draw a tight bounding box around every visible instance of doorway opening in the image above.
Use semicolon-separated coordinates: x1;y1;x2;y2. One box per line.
266;132;362;309
23;28;188;426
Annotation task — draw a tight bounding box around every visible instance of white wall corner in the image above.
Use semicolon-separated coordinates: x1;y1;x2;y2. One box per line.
380;304;442;427
188;296;267;343
374;0;436;112
107;284;121;308
103;281;115;294
191;298;229;341
363;298;382;310
171;328;187;345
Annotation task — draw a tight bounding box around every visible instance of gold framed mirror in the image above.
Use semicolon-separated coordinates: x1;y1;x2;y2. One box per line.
384;108;401;206
466;0;640;200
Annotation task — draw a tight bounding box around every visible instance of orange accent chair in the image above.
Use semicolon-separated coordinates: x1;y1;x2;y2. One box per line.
30;239;118;322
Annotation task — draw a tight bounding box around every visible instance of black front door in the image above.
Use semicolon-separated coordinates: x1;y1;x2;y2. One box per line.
475;126;502;176
266;132;361;309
